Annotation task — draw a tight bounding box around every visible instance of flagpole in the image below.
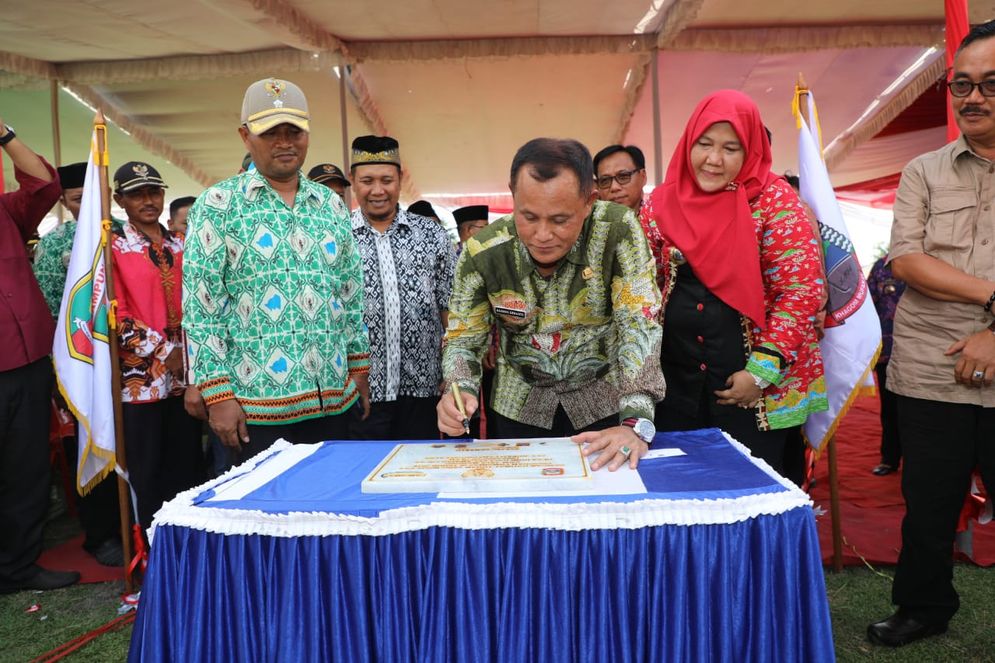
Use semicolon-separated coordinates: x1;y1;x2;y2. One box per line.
338;55;351;211
50;80;64;224
651;49;663;186
796;73;844;574
94;111;135;593
945;0;969;143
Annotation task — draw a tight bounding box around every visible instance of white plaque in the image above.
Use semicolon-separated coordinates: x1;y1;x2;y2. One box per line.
361;438;593;493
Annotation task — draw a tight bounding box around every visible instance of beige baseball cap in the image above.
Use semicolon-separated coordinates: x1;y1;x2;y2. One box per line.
240;78;310;135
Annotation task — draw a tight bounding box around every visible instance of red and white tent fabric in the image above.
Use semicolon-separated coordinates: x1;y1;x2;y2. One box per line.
0;0;990;216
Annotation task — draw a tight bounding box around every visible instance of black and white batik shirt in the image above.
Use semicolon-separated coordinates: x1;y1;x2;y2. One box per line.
351;207;456;402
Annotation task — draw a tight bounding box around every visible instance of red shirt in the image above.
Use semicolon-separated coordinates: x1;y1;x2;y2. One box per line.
0;159;61;371
111;222;186;403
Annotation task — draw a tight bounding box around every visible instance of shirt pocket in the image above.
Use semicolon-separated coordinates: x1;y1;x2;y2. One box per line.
924;187;975;258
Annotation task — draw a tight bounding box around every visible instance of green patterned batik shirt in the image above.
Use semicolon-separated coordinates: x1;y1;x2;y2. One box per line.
443;200;666;429
33;218;123;319
182;170;369;425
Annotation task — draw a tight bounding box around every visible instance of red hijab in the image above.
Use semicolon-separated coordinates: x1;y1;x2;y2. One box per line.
649;89;778;329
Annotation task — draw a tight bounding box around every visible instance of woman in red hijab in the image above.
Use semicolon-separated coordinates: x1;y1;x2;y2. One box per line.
641;89;827;473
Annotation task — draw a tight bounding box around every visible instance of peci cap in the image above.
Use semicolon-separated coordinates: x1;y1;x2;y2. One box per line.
351;135;400;169
453;205;489;226
113;161;167;194
407;200;439;219
57;162;87;190
241;78;309;135
307;163;350;185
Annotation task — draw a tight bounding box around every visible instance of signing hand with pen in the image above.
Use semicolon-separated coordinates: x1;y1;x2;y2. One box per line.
437;389;478;437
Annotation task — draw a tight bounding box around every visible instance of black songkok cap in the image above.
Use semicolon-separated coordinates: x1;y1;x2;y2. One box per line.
453;205;489;226
57;162;87;190
351;135;401;168
408;200;439;218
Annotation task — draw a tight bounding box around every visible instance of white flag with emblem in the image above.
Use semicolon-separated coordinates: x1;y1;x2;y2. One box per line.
53;131;116;493
795;90;882;450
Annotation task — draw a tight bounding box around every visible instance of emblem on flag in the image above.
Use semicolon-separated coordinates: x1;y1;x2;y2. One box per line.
63;252;109;363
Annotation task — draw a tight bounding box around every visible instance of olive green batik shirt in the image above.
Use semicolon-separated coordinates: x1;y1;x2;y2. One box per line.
443;200;666;429
182;170;370;424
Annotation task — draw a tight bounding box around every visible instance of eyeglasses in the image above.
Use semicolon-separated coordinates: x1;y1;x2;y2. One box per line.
947;79;995;98
596;168;643;189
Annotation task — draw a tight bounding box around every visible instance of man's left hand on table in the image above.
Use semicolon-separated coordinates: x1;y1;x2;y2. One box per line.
573;426;647;472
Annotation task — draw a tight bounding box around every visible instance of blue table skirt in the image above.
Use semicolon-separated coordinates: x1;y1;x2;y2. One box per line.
129;508;833;662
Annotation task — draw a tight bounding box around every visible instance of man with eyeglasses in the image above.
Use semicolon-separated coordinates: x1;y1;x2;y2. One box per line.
594;144;665;293
866;19;995;648
593;144;647;213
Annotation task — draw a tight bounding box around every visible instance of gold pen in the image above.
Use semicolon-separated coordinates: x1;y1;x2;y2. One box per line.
450;383;471;436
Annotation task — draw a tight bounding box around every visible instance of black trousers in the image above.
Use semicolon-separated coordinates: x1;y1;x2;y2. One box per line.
489;406;616;439
892;395;995;623
349;396;440;441
0;358;53;582
242;408;355;461
657;388;789;474
780;427;808;488
876;364;902;468
63;435;120;552
123;397;205;530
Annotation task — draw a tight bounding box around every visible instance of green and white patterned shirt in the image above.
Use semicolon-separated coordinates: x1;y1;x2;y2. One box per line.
33;217;123;319
182;170;369;425
443;200;665;429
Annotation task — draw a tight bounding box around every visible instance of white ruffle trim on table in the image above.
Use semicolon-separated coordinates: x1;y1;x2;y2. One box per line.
149;434;813;542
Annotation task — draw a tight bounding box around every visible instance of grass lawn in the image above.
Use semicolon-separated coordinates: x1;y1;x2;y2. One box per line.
2;515;992;661
827;565;995;662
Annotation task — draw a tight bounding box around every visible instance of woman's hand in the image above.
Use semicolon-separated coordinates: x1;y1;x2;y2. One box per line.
714;370;763;408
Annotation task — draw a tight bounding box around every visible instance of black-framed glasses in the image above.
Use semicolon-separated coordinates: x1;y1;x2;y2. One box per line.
947;79;995;98
596;168;643;189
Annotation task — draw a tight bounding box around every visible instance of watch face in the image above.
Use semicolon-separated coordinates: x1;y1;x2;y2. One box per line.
634;419;655;442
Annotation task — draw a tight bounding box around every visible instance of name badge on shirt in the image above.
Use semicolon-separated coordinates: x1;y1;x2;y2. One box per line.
494;305;527;319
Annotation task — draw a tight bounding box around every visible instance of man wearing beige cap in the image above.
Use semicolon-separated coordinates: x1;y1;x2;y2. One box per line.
183;78;371;459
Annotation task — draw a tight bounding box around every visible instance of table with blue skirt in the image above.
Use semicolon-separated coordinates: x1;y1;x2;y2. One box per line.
128;428;834;662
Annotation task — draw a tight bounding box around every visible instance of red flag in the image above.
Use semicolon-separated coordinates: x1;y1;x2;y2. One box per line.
946;0;970;143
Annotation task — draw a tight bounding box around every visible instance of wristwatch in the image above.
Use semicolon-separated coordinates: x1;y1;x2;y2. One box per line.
622;417;656;445
0;125;15;147
750;372;771;390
